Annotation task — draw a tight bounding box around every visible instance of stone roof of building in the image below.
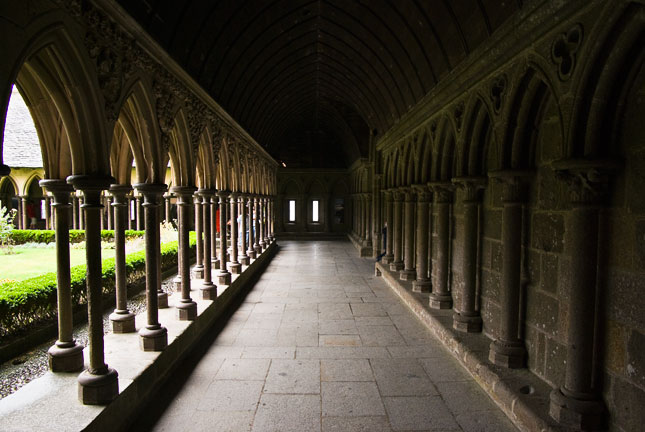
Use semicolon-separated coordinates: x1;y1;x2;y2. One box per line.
3;86;43;168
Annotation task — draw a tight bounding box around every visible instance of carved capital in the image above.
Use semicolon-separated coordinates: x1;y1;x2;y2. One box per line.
427;181;454;203
551;159;617;206
452;176;487;203
411;184;431;202
488;169;533;203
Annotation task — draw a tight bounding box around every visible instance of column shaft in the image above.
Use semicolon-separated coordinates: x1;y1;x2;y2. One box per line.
229;193;241;273
192;195;204;278
171;187;198;319
200;190;217;299
247;197;256;259
218;192;232;285
413;187;431;292
239;195;249;265
390;191;404;271
428;184;453;309
383;192;394;264
400;190;416;281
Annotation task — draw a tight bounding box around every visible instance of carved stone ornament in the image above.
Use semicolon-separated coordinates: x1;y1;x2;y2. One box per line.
452;176;487;202
488;169;534;203
427;181;454;203
490;74;507;114
551;24;583;81
551;158;617;205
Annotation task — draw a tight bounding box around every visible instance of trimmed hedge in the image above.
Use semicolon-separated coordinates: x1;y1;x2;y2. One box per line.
0;232;196;340
9;229;145;245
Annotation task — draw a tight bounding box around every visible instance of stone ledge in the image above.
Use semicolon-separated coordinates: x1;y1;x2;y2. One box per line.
0;242;278;432
375;262;565;432
347;233;373;257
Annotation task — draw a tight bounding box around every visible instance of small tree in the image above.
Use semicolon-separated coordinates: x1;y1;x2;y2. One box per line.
0;206;17;253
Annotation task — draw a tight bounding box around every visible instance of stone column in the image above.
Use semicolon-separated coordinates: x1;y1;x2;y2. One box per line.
452;177;487;333
19;195;27;229
164;193;171;223
135;195;143;231
239;194;249;265
171;186;198;319
263;197;270;246
247;196;257;259
549;161;614;430
108;185;135;333
218;191;232;285
389;190;404;271
127;196;134;230
105;194;113;230
40;179;84;372
72;195;78;229
254;196;262;254
44;196;52;230
372;175;382;257
412;185;432;292
229;192;242;273
259;197;267;249
382;190;394;264
192;194;204;279
199;189;217;300
488;170;532;368
210;195;219;269
270;198;276;240
427;182;454;309
364;194;372;248
133;183;168;351
68;175;118;404
400;188;417;281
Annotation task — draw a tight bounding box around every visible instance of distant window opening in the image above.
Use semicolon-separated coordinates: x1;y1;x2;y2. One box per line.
312;200;319;222
288;200;296;222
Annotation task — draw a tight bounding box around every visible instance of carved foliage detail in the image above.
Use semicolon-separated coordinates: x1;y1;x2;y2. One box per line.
551;24;583;81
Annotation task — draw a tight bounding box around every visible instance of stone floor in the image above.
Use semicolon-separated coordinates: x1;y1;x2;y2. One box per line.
143;240;518;432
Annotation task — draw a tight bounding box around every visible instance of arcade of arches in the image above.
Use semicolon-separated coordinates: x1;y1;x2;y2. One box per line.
0;1;644;431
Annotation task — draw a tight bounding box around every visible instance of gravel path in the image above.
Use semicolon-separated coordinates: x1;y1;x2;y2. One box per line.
0;277;177;399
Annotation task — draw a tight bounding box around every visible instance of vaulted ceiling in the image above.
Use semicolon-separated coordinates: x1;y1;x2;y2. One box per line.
116;0;523;168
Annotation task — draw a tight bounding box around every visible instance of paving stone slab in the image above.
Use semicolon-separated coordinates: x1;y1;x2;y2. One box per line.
321;382;385;417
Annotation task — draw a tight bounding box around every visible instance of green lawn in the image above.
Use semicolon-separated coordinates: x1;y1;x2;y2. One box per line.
0;246;116;281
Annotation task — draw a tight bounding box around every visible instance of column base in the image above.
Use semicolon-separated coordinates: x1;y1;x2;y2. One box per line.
157;291;168;309
247;249;257;259
48;342;84;372
239;254;250;265
549;387;606;430
192;265;204;279
489;339;526;368
176;299;198;320
399;269;416;281
200;282;218;300
109;310;136;333
172;274;182;292
381;254;394;265
254;245;262;254
389;261;404;271
212;259;220;270
428;292;453;309
453;312;482;333
139;325;168;351
218;270;232;285
260;240;267;249
78;367;119;405
412;279;431;293
229;262;242;274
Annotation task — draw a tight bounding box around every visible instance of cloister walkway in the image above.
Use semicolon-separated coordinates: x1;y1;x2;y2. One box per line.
139;240;518;432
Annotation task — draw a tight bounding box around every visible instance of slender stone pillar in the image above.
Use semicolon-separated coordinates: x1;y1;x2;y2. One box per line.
382;191;394;264
109;185;136;333
364;194;372;248
452;177;487;332
247;196;257;259
192;194;204;279
488;170;531;368
127;196;134;230
133;196;141;231
412;185;432;292
44;196;52;230
270;198;276;240
40;179;84;372
68;175;119;404
549;160;614;430
72;195;79;229
133;183;168;351
19;195;27;229
253;197;262;254
263;198;270;246
199;189;217;300
259;197;267;249
171;186;198;319
400;188;417;281
239;194;249;265
104;194;112;230
427;182;454;309
229;192;241;274
218;191;232;285
372;175;382;257
389;190;404;271
164;193;171;223
209;195;219;269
